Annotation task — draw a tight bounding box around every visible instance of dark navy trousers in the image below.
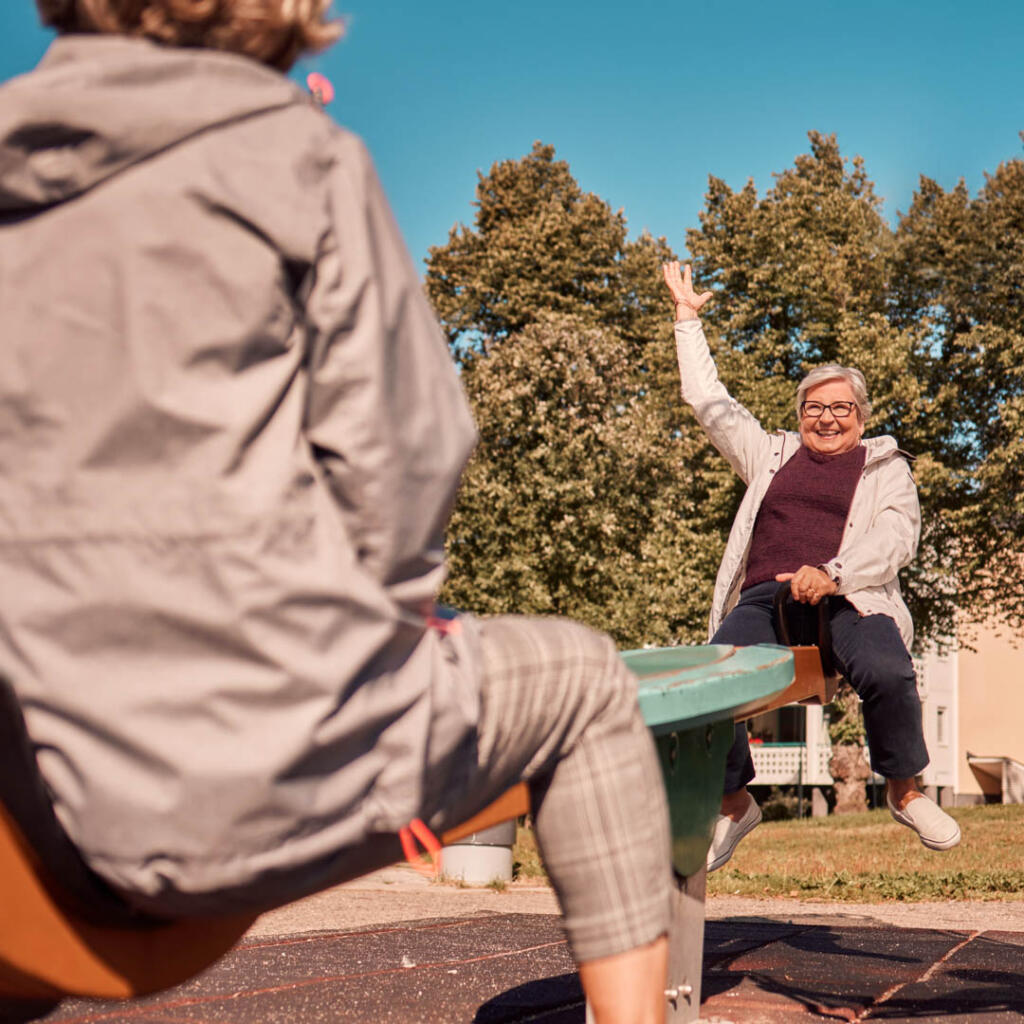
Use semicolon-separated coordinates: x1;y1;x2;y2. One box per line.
712;580;929;794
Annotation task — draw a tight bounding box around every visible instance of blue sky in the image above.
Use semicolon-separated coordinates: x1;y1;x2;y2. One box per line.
3;1;1023;271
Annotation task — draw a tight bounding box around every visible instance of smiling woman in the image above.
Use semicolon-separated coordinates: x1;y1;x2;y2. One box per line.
662;260;962;870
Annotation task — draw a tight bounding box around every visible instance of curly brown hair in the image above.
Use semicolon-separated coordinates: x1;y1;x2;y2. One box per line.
35;0;342;70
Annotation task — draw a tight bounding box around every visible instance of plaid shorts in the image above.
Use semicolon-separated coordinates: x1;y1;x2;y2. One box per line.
435;615;672;962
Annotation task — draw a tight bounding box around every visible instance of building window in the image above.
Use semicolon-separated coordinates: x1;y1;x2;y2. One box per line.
936;706;948;746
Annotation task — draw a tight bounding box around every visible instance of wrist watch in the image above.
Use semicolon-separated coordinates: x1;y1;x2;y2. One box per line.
818;562;842;589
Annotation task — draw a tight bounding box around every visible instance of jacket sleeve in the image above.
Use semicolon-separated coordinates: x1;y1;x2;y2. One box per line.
822;455;921;593
302;130;477;612
674;319;773;485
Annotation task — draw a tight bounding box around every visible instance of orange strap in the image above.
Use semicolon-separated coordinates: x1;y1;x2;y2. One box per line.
398;818;442;879
425;614;461;636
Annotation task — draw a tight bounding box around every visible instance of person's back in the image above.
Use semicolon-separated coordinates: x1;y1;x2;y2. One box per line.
0;4;675;1021
0;32;484;910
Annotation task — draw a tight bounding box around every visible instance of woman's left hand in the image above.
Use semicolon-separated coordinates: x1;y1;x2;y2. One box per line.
776;566;837;605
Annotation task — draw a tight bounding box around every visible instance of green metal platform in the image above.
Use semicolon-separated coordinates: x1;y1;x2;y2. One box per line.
623;643;794;878
624;643;794;734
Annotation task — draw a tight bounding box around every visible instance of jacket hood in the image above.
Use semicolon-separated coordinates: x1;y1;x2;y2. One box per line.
0;34;307;212
862;434;915;466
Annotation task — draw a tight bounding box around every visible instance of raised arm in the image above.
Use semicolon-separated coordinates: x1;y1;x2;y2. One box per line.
662;262;774;484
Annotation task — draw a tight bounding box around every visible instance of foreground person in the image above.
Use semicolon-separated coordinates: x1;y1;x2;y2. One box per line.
0;3;673;1019
662;262;960;870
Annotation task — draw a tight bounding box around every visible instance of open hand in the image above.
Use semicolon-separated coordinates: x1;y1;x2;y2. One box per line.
662;262;713;321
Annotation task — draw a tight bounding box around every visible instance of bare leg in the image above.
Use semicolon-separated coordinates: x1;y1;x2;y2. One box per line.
579;935;669;1024
886;777;920;810
720;785;751;820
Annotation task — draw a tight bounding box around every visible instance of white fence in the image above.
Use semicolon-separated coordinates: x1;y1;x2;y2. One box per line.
750;741;834;786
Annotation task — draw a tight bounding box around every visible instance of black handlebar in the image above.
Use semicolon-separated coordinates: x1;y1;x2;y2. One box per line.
772;581;836;678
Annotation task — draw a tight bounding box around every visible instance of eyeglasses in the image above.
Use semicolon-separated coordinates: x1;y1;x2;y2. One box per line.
800;401;856;419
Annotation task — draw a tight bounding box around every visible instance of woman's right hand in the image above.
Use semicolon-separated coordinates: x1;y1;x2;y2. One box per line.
662;262;713;321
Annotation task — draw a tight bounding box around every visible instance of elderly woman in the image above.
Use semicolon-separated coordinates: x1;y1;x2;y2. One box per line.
0;3;675;1020
662;262;960;869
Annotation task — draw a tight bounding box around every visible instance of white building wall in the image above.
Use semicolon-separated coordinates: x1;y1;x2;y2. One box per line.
915;647;959;792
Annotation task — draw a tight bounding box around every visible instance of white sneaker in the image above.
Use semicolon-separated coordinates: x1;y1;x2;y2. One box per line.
707;793;762;873
887;794;961;851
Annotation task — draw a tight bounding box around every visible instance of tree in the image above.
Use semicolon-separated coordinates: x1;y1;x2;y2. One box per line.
426;142;664;354
428;143;724;645
689;133;891;375
891;137;1024;632
443;313;720;646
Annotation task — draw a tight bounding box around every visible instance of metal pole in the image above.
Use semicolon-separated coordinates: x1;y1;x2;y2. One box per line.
798;707;805;818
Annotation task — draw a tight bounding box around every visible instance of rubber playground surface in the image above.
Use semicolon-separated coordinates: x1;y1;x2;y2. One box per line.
4;866;1022;1023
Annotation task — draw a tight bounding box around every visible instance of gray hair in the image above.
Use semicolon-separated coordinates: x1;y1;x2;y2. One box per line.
796;364;871;422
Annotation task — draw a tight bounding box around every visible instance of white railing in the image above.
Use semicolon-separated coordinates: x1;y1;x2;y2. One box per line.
750;742;834;786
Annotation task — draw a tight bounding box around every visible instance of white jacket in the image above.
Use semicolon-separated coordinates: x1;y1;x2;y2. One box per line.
675;319;920;649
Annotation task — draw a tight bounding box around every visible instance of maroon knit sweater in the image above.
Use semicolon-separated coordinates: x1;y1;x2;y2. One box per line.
742;444;866;590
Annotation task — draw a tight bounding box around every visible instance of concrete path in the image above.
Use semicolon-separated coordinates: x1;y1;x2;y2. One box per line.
3;867;1023;1023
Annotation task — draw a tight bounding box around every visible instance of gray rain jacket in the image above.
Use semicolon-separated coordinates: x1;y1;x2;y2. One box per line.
0;36;482;914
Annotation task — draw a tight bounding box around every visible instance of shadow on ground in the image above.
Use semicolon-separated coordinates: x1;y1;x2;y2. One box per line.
2;914;1022;1022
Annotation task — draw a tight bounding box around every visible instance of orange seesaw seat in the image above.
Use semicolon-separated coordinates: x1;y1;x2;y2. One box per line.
0;783;536;1002
0;798;256;1001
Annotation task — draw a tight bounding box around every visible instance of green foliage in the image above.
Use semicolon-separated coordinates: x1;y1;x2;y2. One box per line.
430;143;723;646
760;786;801;822
690;133;891;379
442;312;718;646
891;138;1024;633
425;142;622;347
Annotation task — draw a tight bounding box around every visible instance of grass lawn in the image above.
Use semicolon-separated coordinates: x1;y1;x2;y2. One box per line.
515;804;1024;902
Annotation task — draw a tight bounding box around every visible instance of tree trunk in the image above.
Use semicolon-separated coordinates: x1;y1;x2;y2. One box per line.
829;743;872;814
828;681;870;814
